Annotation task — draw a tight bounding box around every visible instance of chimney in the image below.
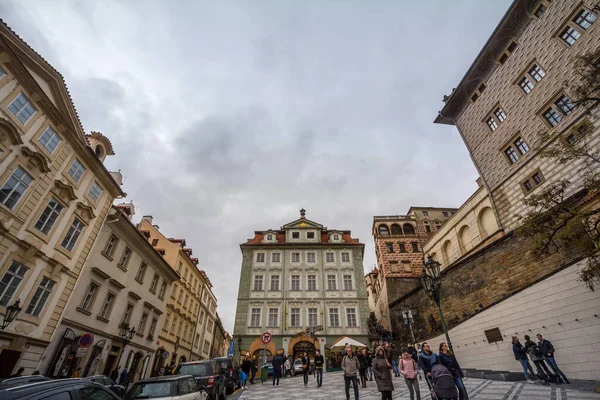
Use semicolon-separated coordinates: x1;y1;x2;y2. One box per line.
141;215;153;224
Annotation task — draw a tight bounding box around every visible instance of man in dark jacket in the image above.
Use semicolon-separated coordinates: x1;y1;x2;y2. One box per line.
314;349;324;387
272;352;283;386
418;342;438;397
537;334;570;384
512;336;535;383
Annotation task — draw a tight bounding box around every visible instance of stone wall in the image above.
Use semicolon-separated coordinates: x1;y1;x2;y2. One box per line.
422;261;600;381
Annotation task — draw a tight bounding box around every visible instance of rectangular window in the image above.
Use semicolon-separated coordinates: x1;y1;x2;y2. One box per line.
99;292;115;319
0;167;33;210
122;303;134;325
555;95;575;115
67;159;86;183
329;308;340;327
505;146;519;164
80;282;98;311
270;275;280;291
566;133;577;145
38;127;61;153
573;9;597;30
268;308;278;326
534;2;548;18
544;107;562;126
8;93;36;124
386;243;394;252
290;308;300;327
326;252;334;262
522;170;545;193
519;76;534;94
529;65;546;82
308;308;318;327
61;218;85;252
149;318;158;338
271;253;281;263
34;197;63;235
442;212;449;217
425;223;431;232
0;66;5;78
411;242;419;252
494;107;507;122
514;137;530;155
497;40;517;65
291;252;300;263
346;308;357;327
103;234;119;258
327;275;337;291
138;313;148;334
486;116;498;131
118;247;132;269
136;263;147;283
307;252;316;263
177;287;184;302
307;232;315;239
25;277;55;317
253;275;263;291
399;243;406;253
307;275;317;291
88;181;102;202
250;308;261;327
532;171;544;184
343;275;353;291
291;275;300;291
561;26;581;46
341;252;350;262
292;232;300;239
256;253;265;262
151;239;159;246
171;317;177;335
0;261;28;307
150;273;159;292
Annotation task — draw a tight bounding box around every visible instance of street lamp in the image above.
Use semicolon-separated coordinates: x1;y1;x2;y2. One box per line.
1;299;22;330
115;324;136;370
420;255;453;352
398;303;416;345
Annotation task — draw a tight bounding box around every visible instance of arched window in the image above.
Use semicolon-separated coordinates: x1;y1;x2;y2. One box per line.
477;207;497;237
403;224;415;234
95;145;105;159
390;224;402;235
378;224;390;235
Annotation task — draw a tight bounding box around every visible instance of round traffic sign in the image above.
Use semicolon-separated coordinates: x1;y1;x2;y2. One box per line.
261;332;272;344
78;333;94;348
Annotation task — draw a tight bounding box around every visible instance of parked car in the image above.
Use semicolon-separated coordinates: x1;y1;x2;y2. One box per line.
0;378;120;400
213;356;240;394
175;360;226;400
125;375;206;400
0;376;50;387
293;360;303;374
86;374;126;397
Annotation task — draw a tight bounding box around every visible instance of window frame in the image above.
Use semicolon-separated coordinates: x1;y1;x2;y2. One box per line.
521;169;546;194
60;217;85;253
253;274;264;291
0;261;28;307
270;274;280;291
290;275;300;291
343;274;354;291
98;292;116;320
38;126;62;154
346;308;357;328
268;308;279;327
496;40;518;65
0;166;33;211
25;276;56;317
556;7;596;47
539;93;576;128
307;274;317;291
67;159;87;183
8;92;37;124
290;308;300;327
80;281;100;312
327;275;337;291
102;234;119;259
34;197;64;236
329;308;340;327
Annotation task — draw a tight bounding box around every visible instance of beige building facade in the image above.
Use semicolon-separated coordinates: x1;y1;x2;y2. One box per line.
0;22;123;377
42;204;179;381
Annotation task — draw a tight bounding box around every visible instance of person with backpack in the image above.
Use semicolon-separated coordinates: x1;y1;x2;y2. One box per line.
400;349;421;400
431;363;459;400
439;342;468;400
301;351;310;387
407;346;422;380
537;334;570;384
372;346;394;400
524;335;552;384
512;336;535;383
341;346;360;400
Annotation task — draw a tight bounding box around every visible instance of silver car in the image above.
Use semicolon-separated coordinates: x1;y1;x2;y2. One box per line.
125;375;207;400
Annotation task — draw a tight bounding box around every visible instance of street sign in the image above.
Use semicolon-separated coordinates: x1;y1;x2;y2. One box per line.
78;333;93;348
75;347;87;358
261;332;272;344
227;341;234;357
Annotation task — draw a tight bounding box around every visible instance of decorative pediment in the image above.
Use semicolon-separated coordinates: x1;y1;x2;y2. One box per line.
0;117;24;145
76;201;96;222
21;147;50;173
282;218;324;230
53;180;77;203
128;291;141;301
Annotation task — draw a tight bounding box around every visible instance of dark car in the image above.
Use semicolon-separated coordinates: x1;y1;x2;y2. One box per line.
175;360;226;400
86;374;126;397
0;376;50;387
125;375;205;400
0;378;120;400
213;357;240;394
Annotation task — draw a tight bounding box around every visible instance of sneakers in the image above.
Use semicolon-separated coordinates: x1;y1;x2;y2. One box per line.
527;379;535;384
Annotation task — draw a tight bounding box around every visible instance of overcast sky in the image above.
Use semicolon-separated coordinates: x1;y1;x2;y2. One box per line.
2;0;512;333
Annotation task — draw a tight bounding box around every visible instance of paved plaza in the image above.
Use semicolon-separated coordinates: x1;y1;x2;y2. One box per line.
234;371;600;400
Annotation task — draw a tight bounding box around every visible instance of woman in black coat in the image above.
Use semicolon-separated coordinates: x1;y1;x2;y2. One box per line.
439;342;468;400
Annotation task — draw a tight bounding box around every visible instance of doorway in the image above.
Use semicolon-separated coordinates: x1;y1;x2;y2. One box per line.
0;349;21;379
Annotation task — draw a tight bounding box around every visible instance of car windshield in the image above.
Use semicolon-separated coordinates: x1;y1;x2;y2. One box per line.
176;363;210;376
125;381;172;399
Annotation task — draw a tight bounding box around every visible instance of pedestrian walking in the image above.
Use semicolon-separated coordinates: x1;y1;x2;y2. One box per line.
341;346;360;400
373;346;394;400
537;334;570;384
512;336;535;383
314;349;324;387
241;357;251;389
357;348;368;388
366;349;374;381
249;356;257;384
110;366;120;382
284;357;292;378
271;352;282;386
439;342;468;400
400;349;421;400
524;335;551;384
301;351;310;387
418;342;438;396
119;368;128;385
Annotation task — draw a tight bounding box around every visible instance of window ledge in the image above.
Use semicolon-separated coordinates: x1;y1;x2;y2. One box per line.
150;289;157;295
101;252;114;261
96;315;110;323
117;263;128;272
135;277;144;285
136;332;144;338
76;307;92;316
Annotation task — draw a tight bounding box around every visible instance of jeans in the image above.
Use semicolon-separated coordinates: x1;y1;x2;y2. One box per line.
545;357;568;381
272;369;280;386
316;368;323;386
405;378;421;400
303;369;309;385
380;391;392;400
391;360;400;377
518;359;535;380
454;377;468;400
367;365;373;380
344;376;359;400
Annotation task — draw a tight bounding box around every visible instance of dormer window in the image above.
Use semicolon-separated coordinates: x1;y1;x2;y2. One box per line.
307;232;315;239
497;40;518;65
333;234;339;241
292;232;300;239
267;234;272;240
95;145;105;159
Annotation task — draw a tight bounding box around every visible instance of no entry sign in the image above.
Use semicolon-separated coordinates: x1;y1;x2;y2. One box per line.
261;332;272;344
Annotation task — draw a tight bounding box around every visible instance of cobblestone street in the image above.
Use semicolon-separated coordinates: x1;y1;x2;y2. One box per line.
234;372;600;400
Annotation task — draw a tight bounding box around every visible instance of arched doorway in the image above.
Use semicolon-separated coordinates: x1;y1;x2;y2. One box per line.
83;339;106;377
139;355;151;380
292;341;315;360
151;348;167;377
252;349;272;369
129;352;143;384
